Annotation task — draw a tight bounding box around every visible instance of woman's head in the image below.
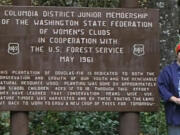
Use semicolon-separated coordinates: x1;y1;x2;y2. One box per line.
175;43;180;63
175;43;180;55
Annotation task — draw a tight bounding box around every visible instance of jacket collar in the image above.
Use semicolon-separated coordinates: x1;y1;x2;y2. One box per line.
173;61;180;71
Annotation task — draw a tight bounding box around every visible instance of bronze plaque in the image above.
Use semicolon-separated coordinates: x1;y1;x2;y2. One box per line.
0;6;159;111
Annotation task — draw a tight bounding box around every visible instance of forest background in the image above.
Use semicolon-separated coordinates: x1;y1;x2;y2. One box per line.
0;0;180;135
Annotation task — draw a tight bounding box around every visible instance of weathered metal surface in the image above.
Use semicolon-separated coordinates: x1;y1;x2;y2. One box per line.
119;112;139;135
119;1;140;135
10;111;29;135
0;6;159;111
120;0;138;7
10;1;30;135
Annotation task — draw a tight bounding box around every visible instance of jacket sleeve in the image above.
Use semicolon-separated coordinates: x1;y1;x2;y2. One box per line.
157;68;173;102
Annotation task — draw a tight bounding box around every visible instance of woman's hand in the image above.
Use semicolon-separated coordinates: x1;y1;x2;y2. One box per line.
170;96;180;105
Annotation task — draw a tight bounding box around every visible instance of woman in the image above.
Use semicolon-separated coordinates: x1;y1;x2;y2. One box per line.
158;43;180;135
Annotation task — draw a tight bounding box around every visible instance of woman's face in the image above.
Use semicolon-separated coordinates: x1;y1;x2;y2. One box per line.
177;51;180;62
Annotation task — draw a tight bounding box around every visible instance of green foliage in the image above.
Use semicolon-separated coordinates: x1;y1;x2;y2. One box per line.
0;112;10;135
29;112;119;135
0;0;11;5
140;102;168;135
33;0;120;8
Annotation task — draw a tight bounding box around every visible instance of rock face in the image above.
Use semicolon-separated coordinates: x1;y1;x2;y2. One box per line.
153;0;179;68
